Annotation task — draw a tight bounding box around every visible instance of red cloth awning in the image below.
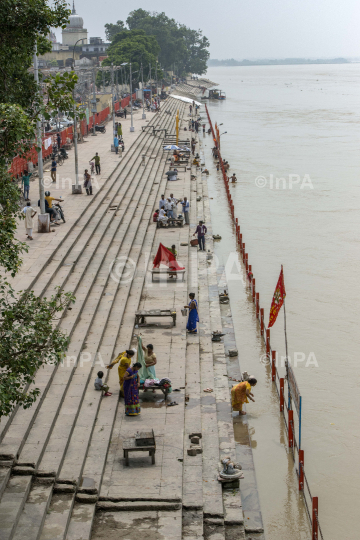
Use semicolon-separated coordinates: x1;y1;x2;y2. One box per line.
153;243;185;271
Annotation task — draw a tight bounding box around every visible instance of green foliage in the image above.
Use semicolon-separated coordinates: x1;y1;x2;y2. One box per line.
0;283;75;418
0;0;78;418
105;20;125;41
0;170;28;277
125;10;210;75
102;29;162;84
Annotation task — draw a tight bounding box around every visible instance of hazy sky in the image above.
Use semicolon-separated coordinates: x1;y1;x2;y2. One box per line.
56;0;360;59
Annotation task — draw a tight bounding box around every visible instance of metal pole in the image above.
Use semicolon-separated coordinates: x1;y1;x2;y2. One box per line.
116;69;119;100
149;63;152;110
92;68;97;136
33;45;46;217
130;62;134;132
155;61;158;103
111;63;115;137
141;63;146;120
283;267;291;411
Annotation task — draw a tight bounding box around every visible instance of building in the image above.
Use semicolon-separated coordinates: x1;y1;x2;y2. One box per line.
62;1;88;47
81;37;110;63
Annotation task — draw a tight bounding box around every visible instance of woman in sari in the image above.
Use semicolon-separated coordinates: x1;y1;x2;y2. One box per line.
184;292;199;334
106;349;135;395
231;377;257;415
123;362;142;416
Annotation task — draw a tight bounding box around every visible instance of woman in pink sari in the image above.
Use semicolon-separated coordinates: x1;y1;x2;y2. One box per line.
123;362;142;416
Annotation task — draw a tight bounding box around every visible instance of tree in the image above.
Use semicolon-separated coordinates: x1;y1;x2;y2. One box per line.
105;20;125;41
0;285;75;418
0;0;78;418
125;9;210;75
178;26;210;75
101;29;162;85
126;10;186;71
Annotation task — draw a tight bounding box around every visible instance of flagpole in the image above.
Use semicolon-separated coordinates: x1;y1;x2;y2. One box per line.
282;265;291;411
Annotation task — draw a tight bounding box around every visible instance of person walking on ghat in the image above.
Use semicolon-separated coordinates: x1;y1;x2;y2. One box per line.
83;169;92;195
106;349;135;395
51;156;57;183
91;152;101;174
114;135;119;155
21;171;32;200
23;202;36;240
231;173;237;183
184;293;199;334
231;377;257;415
193;220;207;251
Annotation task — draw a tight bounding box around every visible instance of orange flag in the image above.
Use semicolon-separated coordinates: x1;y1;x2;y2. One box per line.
268;266;286;328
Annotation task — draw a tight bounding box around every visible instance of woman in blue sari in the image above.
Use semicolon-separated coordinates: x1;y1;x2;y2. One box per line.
184;292;199;333
123;362;142;416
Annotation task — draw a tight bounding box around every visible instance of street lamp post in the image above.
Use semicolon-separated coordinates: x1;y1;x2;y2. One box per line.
111;63;115;139
33;44;49;232
141;63;146;120
130;62;134;132
149;63;152;110
72;37;85;194
91;68;97;136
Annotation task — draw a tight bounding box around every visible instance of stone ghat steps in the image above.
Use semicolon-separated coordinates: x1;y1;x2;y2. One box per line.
19;141;162;475
0;98;184;540
0;98;179;460
0;106;172;446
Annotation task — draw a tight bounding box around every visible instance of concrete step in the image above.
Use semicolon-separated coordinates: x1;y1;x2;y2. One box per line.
80;151;173;496
66;503;95;540
12;482;53;540
58;191;166;483
97;500;182;511
0;104;176;448
5;98;183;540
17;138;162;470
38;136;168;479
4;104;178;468
0;466;11;500
0;476;32;540
38;493;74;540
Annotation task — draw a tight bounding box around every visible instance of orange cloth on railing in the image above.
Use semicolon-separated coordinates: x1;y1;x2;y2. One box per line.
153;243;184;271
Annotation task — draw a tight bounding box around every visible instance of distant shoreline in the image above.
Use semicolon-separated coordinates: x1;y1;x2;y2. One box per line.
208;58;351;67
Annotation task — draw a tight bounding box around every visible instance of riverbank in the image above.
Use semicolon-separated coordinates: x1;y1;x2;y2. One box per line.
0;95;258;540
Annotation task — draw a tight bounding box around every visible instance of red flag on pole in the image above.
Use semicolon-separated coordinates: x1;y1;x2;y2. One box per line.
268;266;286;328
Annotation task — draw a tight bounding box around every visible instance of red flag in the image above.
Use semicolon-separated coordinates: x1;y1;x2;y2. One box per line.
152;243;185;271
268;266;286;328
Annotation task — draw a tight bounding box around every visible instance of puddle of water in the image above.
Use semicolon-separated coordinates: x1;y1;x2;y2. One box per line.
80;477;95;488
139;398;166;408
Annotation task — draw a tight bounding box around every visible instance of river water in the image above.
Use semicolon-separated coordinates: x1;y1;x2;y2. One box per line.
203;65;360;540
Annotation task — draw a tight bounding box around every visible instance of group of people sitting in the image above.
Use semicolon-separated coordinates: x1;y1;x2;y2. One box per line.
153;194;190;226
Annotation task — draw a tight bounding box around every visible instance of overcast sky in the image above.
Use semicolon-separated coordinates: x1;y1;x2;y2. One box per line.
56;0;360;59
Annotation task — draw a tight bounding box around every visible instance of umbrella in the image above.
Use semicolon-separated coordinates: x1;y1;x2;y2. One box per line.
163;145;182;150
